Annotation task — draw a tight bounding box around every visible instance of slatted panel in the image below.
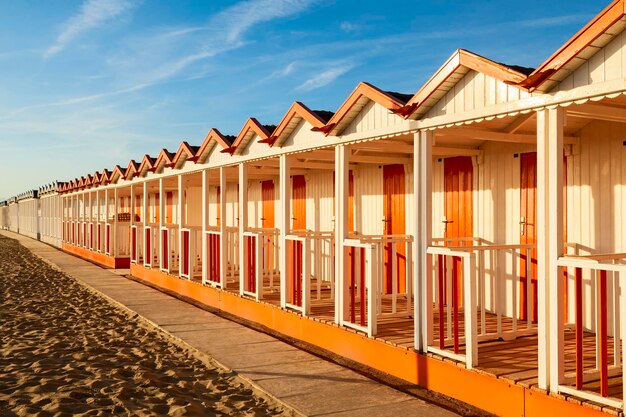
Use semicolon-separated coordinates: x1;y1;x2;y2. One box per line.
292;175;306;230
383;164;406;294
342;101;404;135
425;70;530;119
557;29;626;93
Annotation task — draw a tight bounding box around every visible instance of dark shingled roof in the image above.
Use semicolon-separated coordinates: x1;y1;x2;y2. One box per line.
312;110;334;123
384;91;413;104
223;135;236;146
498;63;535;76
262;124;277;134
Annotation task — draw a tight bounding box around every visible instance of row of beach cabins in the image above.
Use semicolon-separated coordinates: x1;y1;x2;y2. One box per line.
4;2;626;416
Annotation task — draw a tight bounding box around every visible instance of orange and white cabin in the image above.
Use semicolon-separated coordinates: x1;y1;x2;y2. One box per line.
5;2;626;416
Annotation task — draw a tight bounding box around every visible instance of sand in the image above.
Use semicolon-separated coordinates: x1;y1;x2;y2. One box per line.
0;235;289;417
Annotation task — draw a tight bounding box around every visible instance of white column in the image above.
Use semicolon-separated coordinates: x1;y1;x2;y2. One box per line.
177;174;185;277
415;130;433;351
334;145;348;324
142;182;148;227
219;167;227;286
113;188;118;257
177;174;184;228
239;163;248;296
104;190;109;252
96;189;100;250
201;170;209;284
279;154;291;308
88;190;93;246
537;107;564;391
159;178;165;229
130;184;135;228
81;192;86;246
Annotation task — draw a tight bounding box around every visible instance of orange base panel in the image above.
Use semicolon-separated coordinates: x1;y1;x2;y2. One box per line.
63;243;130;269
130;264;607;417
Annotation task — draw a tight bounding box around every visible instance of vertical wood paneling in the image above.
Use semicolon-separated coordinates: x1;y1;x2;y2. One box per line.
557;30;626;92
343;101;404;135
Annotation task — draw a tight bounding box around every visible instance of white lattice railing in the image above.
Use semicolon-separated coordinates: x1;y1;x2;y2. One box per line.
556;253;626;410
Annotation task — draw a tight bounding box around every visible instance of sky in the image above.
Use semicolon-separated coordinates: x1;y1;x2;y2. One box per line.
0;0;608;199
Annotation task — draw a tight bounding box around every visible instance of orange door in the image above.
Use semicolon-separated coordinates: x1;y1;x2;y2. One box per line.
165;192;173;224
135;195;141;221
261;180;275;271
261;180;274;228
383;164;406;294
292;175;306;231
443;156;473;314
444;157;473;243
520;152;538;322
154;193;160;223
216;186;221;227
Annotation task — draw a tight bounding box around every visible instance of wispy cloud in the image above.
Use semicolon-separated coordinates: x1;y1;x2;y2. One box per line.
217;0;318;43
45;0;138;59
296;62;356;91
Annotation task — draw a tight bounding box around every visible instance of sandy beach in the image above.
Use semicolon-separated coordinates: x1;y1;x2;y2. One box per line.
0;235;288;416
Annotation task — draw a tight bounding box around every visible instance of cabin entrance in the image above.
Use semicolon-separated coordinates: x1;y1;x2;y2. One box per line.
520;152;538;322
292;175;306;231
383;164;406;294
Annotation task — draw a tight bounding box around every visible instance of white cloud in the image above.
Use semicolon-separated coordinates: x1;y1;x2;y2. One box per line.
215;0;317;43
340;21;358;32
45;0;137;59
296;63;355;92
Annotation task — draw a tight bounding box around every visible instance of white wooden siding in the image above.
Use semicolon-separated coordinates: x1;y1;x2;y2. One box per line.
556;29;626;93
425;70;530;119
342;101;405;135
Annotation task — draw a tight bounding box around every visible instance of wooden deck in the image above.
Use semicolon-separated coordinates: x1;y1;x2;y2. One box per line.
160;267;623;411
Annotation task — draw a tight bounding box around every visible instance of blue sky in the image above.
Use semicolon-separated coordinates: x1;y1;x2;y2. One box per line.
0;0;606;199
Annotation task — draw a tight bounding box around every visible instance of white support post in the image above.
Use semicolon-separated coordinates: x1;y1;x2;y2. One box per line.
130;184;135;229
202;170;209;284
81;192;85;246
279;154;290;308
537;107;564;391
88;191;93;248
621;277;626;408
464;253;478;368
177;174;184;277
335;145;348;324
142;182;148;228
104;190;109;251
142;181;148;264
367;244;378;337
159;178;165;269
417;131;434;350
113;188;118;257
95;190;100;250
219;167;227;287
302;237;311;315
239;163;248;296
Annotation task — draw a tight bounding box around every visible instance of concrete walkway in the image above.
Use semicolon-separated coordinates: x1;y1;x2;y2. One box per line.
3;231;462;417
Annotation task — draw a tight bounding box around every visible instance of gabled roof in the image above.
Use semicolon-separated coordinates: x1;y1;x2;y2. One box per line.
195;128;235;163
172;141;200;169
231;118;272;155
85;174;93;187
92;171;101;185
519;0;626;92
154;149;174;173
267;102;332;147
399;49;530;120
110;165;125;183
321;82;409;135
138;154;156;177
78;177;86;189
100;169;112;185
124;160;139;180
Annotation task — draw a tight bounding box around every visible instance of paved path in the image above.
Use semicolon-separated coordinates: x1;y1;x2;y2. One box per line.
3;231;461;417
